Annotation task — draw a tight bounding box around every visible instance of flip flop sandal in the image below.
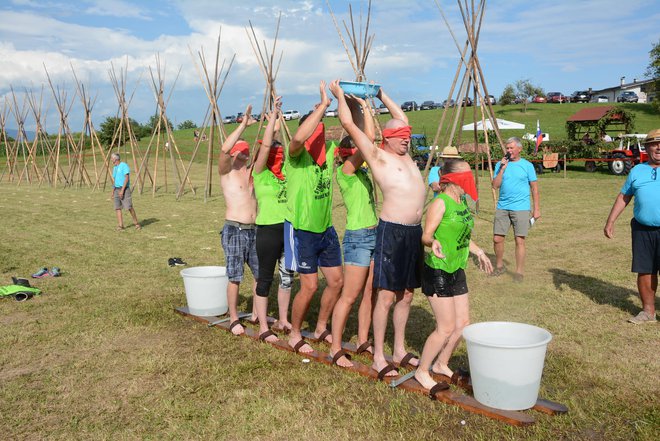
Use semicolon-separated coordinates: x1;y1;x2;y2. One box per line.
229;320;242;333
331;349;352;366
397;352;419;369
313;329;331;343
258;330;277;342
356;340;373;355
376;363;399;381
292;339;312;354
429;381;450;400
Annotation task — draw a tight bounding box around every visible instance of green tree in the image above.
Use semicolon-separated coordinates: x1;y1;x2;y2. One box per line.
177;120;197;130
499;84;516;105
515;79;544;113
146;114;173;133
98;116;147;146
646;39;659;110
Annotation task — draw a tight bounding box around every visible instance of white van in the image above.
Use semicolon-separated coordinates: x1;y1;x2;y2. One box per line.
283;110;301;120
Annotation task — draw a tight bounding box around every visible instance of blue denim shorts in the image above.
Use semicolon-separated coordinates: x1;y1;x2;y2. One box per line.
342;228;376;267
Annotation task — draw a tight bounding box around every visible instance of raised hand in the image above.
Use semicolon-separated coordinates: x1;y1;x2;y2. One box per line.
319;80;332;108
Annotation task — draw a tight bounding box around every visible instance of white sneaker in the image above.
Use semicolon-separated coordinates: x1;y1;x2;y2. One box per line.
628;311;657;324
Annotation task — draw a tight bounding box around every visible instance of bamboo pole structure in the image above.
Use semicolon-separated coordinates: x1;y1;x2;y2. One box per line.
177;29;235;201
10;88;36;186
0;98;16;183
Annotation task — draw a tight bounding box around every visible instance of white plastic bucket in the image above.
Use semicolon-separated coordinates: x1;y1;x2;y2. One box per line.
180;266;228;316
462;321;552;410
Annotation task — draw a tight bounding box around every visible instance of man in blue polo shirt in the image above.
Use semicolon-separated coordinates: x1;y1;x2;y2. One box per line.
110;153;141;231
491;137;540;282
604;128;660;324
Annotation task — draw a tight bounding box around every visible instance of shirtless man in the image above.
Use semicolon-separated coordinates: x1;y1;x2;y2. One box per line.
285;81;344;354
330;80;426;378
219;105;259;337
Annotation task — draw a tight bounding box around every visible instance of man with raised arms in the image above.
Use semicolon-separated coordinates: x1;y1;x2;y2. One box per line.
285;81;344;354
330;80;426;378
218;105;259;336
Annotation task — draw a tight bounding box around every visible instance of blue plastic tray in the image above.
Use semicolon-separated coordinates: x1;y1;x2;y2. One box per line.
338;81;381;98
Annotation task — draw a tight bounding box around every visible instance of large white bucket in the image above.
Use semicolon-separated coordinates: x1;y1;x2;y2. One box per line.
180;266;228;316
462;321;552;410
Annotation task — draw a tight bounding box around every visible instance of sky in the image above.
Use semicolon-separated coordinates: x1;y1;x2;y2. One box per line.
0;0;658;133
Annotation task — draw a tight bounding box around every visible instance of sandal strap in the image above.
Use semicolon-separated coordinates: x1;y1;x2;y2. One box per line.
429;381;450;400
229;320;241;332
259;330;276;341
331;350;352;365
356;340;373;354
399;352;418;368
377;364;398;381
316;329;330;342
292;339;309;353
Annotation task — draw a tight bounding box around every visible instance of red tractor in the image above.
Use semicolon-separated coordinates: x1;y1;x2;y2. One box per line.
584;134;647;175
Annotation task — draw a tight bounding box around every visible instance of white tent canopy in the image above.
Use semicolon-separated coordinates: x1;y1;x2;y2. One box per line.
462;118;525;131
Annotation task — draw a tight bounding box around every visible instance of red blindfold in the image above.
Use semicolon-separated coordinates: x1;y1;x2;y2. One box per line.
305;122;327;167
380;125;412;148
230;140;250;157
267;145;285;180
440;171;478;201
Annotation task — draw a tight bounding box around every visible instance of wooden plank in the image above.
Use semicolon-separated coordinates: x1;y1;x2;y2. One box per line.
175;306;538;426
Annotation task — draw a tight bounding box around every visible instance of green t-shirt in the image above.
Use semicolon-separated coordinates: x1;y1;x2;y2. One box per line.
285;143;337;233
336;164;377;230
425;193;474;273
252;169;288;225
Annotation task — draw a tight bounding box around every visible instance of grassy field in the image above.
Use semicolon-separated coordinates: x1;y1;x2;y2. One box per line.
1;161;658;440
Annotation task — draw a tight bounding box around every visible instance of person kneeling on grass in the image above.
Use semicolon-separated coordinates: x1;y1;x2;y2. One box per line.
415;159;493;393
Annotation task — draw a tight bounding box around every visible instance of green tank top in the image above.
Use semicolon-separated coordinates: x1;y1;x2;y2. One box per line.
253;169;288;225
285;143;337;233
337;164;377;231
425;193;474;273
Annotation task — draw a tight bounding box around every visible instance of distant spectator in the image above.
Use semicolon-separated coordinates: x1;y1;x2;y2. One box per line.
582;132;594;145
601;132;612;143
194;130;200;142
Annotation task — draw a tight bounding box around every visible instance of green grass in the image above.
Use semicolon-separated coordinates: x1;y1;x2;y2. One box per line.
1;165;658;440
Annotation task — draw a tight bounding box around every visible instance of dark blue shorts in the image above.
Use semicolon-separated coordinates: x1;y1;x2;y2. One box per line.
373;219;422;291
284;221;342;274
631;218;660;274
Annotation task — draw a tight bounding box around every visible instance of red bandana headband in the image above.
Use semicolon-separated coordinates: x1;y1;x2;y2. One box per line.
230;140;250;157
380;125;412;148
440;171;478;201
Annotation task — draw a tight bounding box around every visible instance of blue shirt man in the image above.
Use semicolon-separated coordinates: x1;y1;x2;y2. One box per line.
491;137;541;281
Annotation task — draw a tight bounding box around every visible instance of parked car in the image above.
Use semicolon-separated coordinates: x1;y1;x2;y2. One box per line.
222;115;236;124
595;95;609;103
460;97;473;107
487;95;496;105
324;108;338;117
440;99;455;108
532;95;547;103
378;104;390;114
401;101;418;111
616;91;639;103
235;112;244;123
283;110;301;120
420;100;435;110
571;91;590;103
546;92;568;103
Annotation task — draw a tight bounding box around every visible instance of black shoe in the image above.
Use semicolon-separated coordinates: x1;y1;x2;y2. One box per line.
168;258;176;267
172;257;187;266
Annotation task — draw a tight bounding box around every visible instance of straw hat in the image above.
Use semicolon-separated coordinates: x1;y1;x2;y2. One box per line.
438;145;462;158
643;128;660;145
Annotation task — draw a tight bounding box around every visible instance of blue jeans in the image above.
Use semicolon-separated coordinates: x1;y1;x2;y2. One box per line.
342;228;376;267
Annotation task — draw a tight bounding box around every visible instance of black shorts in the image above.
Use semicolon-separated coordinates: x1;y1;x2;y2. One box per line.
422;264;468;297
373;219;422;291
631;218;660;274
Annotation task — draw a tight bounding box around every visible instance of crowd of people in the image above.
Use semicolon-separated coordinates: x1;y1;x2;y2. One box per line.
110;79;659;394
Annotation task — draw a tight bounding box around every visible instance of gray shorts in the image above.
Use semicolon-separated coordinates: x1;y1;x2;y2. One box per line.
221;223;259;283
113;187;133;210
493;209;530;237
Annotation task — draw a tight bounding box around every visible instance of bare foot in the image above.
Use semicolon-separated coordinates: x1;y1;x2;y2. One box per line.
431;363;453;378
372;359;398;378
331;350;354;368
288;336;314;354
414;370;438;391
314;329;332;344
393;351;419;368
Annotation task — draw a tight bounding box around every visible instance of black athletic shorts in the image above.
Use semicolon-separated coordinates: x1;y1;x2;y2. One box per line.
373;219;422;291
631;218;660;274
422;264;468;297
